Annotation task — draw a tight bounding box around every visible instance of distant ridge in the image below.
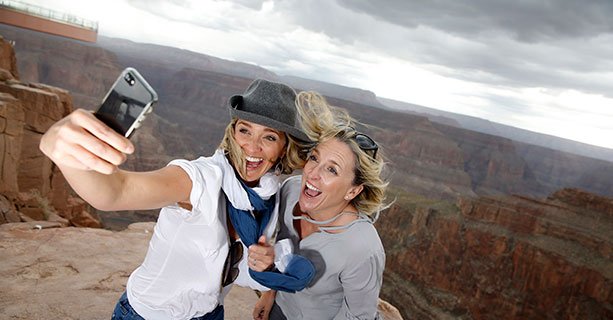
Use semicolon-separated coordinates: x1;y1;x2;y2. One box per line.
2;23;609;164
280;75;386;109
4;22;612;200
96;36;277;81
379;97;613;162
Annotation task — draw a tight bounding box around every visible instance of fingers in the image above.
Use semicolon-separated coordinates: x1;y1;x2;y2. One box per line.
40;109;135;175
62;139;119;175
257;235;267;245
249;255;270;272
248;237;275;271
248;252;274;272
248;246;274;260
252;294;273;320
250;236;272;254
254;309;269;320
77;110;134;155
72;125;127;166
253;305;264;320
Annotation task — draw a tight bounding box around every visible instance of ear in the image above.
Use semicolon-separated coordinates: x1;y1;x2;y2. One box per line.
344;184;364;201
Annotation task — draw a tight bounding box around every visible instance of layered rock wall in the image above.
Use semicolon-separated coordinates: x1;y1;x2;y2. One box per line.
379;189;613;319
0;36;100;227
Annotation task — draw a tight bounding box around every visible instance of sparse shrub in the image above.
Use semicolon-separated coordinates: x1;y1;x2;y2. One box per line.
28;189;57;220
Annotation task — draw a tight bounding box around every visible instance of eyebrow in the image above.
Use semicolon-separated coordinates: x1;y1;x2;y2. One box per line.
265;129;282;135
236;121;282;136
236;120;252;128
313;148;343;170
329;160;342;169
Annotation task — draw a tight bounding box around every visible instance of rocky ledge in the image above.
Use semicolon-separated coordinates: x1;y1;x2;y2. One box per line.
0;221;402;319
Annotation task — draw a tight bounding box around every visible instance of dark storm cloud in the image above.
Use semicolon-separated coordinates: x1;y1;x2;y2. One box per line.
337;0;613;42
272;0;613;98
122;0;613;99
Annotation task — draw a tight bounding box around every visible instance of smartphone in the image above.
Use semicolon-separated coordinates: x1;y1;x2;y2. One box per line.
94;67;158;138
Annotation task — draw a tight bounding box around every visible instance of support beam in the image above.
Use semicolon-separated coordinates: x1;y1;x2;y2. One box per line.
0;1;97;43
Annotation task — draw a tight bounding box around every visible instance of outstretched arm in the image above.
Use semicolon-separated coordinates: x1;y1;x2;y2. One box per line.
40;109;192;211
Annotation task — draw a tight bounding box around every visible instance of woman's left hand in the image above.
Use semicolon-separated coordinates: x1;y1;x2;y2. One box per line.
248;235;275;272
253;290;276;320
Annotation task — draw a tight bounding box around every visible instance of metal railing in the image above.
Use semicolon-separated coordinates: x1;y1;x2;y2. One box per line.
0;0;98;31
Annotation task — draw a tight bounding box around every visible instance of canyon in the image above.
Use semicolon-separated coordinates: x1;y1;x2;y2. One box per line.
0;24;611;319
379;188;612;319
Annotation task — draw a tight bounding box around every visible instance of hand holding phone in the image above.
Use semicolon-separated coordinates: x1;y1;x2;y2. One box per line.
40;67;156;175
94;68;158;138
39;108;135;175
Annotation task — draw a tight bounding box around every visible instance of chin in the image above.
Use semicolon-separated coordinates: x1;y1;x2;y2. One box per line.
243;167;269;182
297;202;312;215
243;172;261;182
298;195;318;214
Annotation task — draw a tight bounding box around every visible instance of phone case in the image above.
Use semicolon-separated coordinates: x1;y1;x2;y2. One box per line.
94;67;158;138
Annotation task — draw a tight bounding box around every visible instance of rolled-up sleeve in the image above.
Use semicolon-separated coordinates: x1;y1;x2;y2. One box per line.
334;250;385;320
167;158;222;223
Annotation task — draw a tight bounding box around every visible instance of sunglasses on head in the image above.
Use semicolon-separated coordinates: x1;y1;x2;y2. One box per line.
353;132;378;159
221;240;243;287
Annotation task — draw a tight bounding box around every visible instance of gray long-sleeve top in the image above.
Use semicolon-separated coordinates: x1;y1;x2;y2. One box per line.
273;176;385;320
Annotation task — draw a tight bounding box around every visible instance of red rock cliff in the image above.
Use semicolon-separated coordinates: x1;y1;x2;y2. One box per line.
0;35;100;228
378;189;613;319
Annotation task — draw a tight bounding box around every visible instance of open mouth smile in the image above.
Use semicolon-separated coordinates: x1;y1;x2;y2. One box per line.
304;181;322;197
246;155;264;171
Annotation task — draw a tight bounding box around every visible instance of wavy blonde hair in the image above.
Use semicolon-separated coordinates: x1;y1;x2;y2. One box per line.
219;118;307;178
295;91;388;217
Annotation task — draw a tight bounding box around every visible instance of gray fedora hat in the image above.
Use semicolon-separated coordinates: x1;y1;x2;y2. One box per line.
228;79;310;142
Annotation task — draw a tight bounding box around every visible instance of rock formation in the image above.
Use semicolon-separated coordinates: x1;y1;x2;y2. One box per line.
0;35;101;228
2;23;612;319
378;188;613;319
0;222;402;319
0;222;255;319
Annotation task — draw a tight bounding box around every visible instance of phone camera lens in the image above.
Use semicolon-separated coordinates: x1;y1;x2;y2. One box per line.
124;73;135;86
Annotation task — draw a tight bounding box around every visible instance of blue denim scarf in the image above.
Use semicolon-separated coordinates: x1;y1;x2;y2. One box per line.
226;180;315;293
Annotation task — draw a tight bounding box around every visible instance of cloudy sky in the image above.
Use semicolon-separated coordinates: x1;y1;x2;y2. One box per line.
26;0;613;149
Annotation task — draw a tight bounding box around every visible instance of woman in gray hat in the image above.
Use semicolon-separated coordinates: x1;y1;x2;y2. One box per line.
251;91;388;320
39;79;313;320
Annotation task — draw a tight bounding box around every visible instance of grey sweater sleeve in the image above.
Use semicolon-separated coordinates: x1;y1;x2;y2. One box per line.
334;250;386;320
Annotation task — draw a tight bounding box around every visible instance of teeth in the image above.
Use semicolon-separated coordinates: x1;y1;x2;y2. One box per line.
305;181;321;192
246;156;263;162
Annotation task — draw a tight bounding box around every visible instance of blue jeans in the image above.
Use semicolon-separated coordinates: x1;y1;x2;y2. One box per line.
111;292;224;320
269;301;287;320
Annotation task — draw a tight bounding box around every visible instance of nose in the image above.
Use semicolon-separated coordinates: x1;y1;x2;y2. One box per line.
305;162;322;181
244;135;262;154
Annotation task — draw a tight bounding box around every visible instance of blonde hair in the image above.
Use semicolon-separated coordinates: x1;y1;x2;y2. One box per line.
219;118;306;178
295;91;388;216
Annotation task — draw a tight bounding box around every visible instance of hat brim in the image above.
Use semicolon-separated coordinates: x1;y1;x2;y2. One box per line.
229;95;311;142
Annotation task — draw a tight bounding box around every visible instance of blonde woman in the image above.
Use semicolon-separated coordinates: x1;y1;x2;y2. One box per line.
252;92;388;320
40;79;314;320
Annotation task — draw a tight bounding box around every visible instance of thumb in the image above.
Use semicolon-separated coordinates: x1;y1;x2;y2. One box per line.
258;235;268;246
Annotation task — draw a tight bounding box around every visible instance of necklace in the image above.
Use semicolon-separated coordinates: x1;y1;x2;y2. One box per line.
293;211;369;233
